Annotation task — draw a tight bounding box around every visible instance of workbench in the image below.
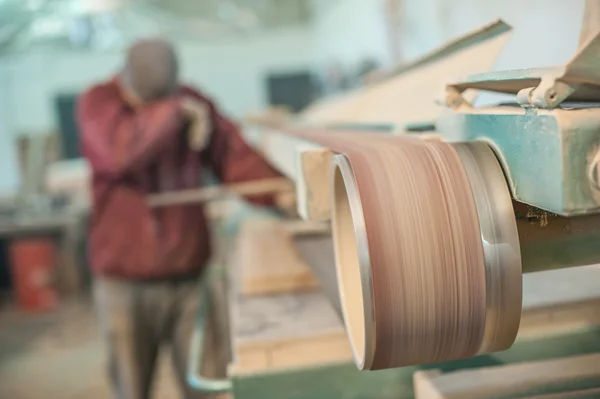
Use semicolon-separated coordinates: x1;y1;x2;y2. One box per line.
188;218;600;399
0;211;85;297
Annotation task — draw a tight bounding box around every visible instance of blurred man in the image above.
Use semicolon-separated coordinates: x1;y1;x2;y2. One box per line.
77;38;284;399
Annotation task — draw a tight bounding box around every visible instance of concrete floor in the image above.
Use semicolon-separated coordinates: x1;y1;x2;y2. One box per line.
0;298;180;399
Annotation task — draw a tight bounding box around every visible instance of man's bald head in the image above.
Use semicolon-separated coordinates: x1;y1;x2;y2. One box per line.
122;38;179;103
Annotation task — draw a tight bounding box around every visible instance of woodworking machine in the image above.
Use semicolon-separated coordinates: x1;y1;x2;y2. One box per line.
187;15;600;399
291;26;600;374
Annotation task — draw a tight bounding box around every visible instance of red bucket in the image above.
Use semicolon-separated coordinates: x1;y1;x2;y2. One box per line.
9;238;59;312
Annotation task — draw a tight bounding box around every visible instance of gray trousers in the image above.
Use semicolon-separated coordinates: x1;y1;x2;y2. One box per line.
94;277;211;399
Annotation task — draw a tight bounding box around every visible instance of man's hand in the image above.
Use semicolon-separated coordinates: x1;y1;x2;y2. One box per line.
275;191;298;218
119;85;145;109
181;97;211;151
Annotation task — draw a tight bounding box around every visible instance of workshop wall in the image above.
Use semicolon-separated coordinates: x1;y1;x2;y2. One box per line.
0;0;590;196
0;26;314;196
0;26;314;137
400;0;586;67
310;0;392;71
399;0;586;107
308;0;587;86
310;0;587;71
0;64;19;197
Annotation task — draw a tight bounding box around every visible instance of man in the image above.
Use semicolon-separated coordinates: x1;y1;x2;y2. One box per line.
77;38;285;398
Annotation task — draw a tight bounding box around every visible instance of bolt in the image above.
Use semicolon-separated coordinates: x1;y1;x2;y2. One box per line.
588;148;600;191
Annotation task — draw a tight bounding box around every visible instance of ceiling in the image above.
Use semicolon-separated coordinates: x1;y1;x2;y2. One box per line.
0;0;314;54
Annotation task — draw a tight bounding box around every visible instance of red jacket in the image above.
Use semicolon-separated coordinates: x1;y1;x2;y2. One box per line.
78;79;281;280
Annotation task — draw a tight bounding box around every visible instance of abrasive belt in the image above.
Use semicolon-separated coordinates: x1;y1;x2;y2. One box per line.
285;129;516;370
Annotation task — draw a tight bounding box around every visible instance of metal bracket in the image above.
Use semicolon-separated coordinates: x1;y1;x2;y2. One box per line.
447;31;600;110
444;86;473;110
530;76;579;109
187;274;233;394
516;78;579;109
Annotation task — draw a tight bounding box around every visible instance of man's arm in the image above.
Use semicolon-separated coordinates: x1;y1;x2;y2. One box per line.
187;91;282;206
77;84;182;179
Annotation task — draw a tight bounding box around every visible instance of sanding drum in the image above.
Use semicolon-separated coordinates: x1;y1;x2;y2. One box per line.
327;135;522;370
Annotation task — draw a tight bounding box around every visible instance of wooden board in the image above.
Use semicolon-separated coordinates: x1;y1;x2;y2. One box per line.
297;148;334;221
519;266;600;337
229;227;350;375
413;352;600;399
229;291;350;374
238;219;325;296
147;177;293;208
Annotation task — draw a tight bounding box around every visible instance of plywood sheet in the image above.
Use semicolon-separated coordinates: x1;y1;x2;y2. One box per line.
229;289;350;374
301;20;512;127
238;219;320;296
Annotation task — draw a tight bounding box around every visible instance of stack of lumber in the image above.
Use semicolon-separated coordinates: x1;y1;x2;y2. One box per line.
237;219;323;295
229;290;351;374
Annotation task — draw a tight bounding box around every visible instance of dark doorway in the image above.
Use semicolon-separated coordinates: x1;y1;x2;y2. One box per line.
54;93;80;159
0;239;11;292
265;71;316;113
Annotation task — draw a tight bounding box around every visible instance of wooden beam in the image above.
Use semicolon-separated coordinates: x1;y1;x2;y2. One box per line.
147;177;293;208
579;0;600;46
413;353;600;399
297;148;335;221
238;219;322;296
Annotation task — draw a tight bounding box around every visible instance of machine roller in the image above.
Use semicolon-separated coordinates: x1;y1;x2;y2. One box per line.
323;133;600;371
324;114;600;374
184;8;600;397
331;139;521;370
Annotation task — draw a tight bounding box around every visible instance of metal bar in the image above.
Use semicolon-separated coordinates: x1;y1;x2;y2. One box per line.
515;202;600;273
187;275;232;394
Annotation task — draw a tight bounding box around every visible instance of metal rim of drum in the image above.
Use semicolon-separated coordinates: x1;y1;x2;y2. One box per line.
330;142;522;370
331;154;375;370
452;142;523;354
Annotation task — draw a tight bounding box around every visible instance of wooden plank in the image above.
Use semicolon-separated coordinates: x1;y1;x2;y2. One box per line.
282;220;330;235
147;177;293;208
579;0;600;46
233;331;350;374
413;353;600;399
300;21;511;127
45;159;294;212
258;130;317;181
238;219;320;296
519;298;600;339
297;148;334;221
413;370;444;399
519;266;600;337
525;388;600;399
